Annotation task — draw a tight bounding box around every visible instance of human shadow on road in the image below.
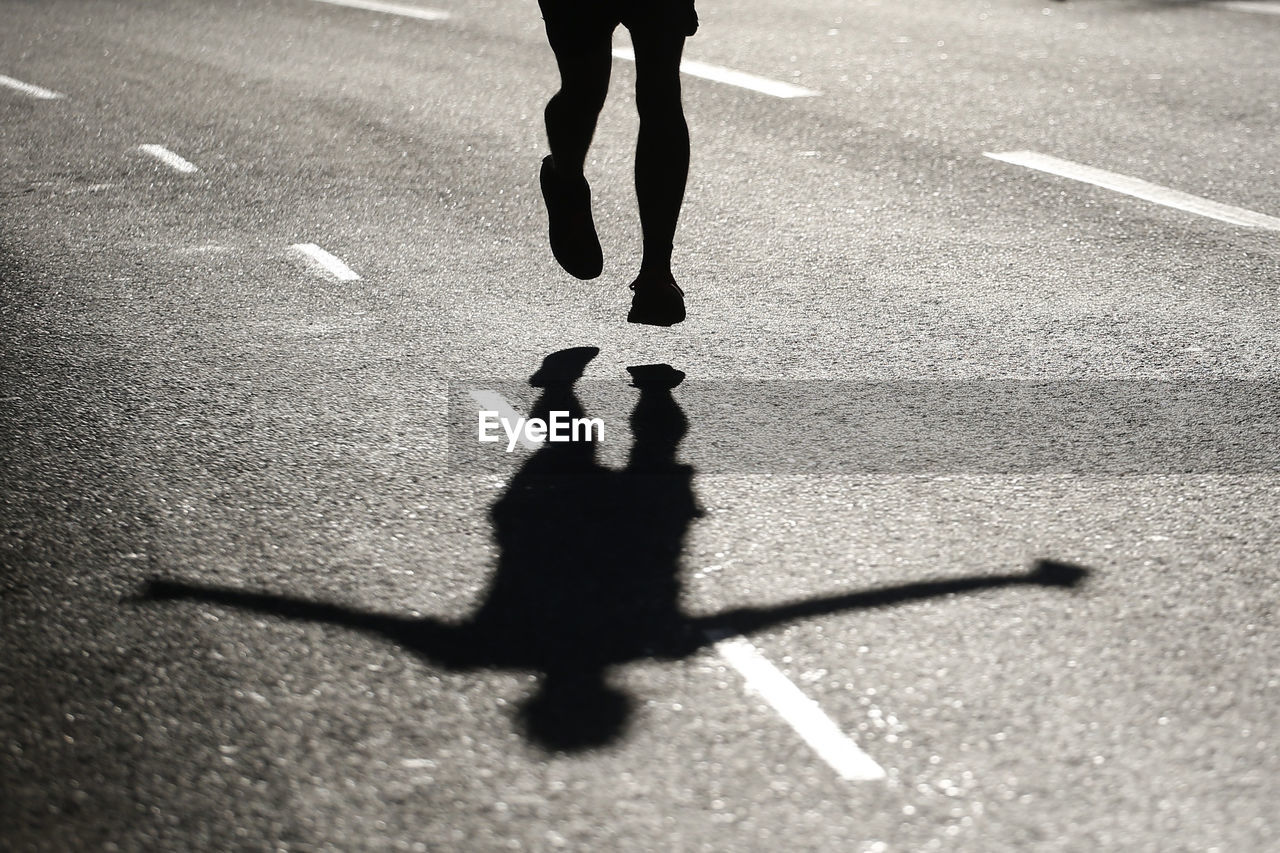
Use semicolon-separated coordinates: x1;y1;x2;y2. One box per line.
137;347;1089;751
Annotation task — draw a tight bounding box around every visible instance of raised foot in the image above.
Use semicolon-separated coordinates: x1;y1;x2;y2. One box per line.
540;156;603;280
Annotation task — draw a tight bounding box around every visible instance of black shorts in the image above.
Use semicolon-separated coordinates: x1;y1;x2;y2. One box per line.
538;0;697;54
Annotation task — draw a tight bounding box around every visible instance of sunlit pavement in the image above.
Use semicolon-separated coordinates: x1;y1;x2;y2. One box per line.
2;0;1277;850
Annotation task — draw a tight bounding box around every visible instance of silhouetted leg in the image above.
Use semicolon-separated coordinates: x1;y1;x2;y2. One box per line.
539;27;611;279
632;27;688;276
544;36;612;179
626;25;688;325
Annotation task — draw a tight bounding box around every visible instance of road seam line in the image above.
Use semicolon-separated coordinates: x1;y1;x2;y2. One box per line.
290;243;362;280
711;633;887;782
611;48;820;99
985;150;1280;231
0;74;64;100
138;144;199;174
306;0;450;21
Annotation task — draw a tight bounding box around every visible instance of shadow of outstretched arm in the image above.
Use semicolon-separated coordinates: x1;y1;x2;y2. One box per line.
694;560;1089;641
132;579;469;667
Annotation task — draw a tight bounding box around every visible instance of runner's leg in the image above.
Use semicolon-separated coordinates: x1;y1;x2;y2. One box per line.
630;25;688;276
543;27;613;178
538;8;614;279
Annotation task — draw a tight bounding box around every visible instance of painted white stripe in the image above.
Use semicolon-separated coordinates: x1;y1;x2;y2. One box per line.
611;48;820;99
986;150;1280;231
711;633;887;782
468;390;539;450
306;0;450;21
0;74;64;100
400;758;435;769
1218;1;1280;15
176;245;232;254
290;243;362;280
138;144;199;174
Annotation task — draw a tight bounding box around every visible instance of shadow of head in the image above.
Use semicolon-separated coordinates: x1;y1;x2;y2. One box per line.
516;669;633;752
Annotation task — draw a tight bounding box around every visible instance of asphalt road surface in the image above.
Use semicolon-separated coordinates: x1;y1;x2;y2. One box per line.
2;0;1278;850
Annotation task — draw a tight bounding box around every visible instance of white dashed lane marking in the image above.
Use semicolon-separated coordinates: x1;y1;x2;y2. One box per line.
290;243;362;280
138;144;199;173
0;73;64;99
1216;1;1280;14
297;0;813;98
611;47;820;99
986;150;1280;231
306;0;450;21
712;633;887;781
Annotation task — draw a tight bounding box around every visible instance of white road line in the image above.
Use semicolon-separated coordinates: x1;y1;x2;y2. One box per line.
290;243;362;280
400;758;435;769
0;74;64;100
986;150;1280;231
611;48;820;99
711;633;887;782
306;0;450;21
176;245;232;254
1217;1;1280;15
468;390;539;450
138;144;199;174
